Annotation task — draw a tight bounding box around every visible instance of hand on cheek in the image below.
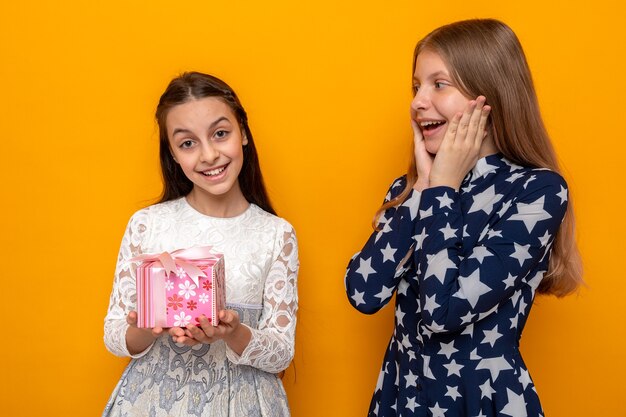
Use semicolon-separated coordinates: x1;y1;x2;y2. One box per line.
429;96;491;190
410;107;435;192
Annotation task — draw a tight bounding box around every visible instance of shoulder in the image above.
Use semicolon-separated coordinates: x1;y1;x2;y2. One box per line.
249;206;298;258
250;205;296;237
509;167;568;204
493;165;569;222
126;198;185;228
131;197;183;222
118;200;182;249
489;157;566;198
387;175;409;200
527;167;566;186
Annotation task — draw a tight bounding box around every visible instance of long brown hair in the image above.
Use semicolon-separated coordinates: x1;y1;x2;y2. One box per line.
375;19;582;296
155;72;276;215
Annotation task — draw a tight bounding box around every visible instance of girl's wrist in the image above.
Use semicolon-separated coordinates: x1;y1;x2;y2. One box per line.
224;323;252;355
428;174;462;191
413;179;429;192
126;325;157;355
224;322;244;344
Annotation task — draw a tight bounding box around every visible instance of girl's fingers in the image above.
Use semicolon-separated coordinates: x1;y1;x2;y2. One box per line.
168;326;185;337
478;105;491;140
177;312;234;346
449;96;488;147
410;107;418;127
444;112;462;145
189;323;205;336
186;325;208;341
188;324;220;344
411;119;422;141
126;311;138;326
466;96;487;146
197;315;214;332
455;100;477;143
220;309;239;325
411;118;425;150
168;326;198;344
411;107;425;145
199;316;226;340
176;335;199;346
218;310;229;322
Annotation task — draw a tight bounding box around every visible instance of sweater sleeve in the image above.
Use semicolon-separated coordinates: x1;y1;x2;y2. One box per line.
226;223;299;373
103;209;155;358
345;177;422;314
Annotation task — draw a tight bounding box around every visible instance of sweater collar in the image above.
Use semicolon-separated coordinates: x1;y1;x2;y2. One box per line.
469;153;512;181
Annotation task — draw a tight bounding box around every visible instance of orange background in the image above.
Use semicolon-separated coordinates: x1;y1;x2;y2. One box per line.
1;1;624;416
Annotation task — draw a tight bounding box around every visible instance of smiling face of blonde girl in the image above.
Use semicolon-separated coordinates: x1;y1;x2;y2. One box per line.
411;49;473;155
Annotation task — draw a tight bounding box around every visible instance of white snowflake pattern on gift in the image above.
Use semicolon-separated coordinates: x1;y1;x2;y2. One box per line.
178;280;197;299
198;293;209;304
174;311;192;327
165;280;174;291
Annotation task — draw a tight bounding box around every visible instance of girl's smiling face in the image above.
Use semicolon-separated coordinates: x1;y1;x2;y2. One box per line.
411;49;471;154
167;97;248;209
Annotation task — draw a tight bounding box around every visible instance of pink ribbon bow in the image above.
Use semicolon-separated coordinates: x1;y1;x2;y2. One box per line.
130;246;216;287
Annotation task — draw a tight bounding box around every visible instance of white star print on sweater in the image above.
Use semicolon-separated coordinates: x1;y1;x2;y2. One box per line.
345;154;567;416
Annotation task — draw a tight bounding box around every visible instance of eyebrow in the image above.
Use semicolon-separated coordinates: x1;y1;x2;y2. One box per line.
413;70;450;83
171;116;230;136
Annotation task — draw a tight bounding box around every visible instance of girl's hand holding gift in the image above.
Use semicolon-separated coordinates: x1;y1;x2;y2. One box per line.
168;309;252;355
125;311;165;355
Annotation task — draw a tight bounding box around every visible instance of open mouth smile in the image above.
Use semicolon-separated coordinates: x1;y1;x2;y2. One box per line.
418;119;447;138
200;164;228;177
420;120;446;131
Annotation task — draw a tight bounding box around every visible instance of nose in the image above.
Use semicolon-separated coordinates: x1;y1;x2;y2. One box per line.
200;141;220;164
411;88;430;112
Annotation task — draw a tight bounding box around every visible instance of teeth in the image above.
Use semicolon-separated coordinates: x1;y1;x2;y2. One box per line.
204;167;226;176
420;121;444;127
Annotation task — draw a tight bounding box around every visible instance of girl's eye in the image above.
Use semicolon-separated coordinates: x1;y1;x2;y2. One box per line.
434;82;445;89
180;140;194;149
214;129;229;139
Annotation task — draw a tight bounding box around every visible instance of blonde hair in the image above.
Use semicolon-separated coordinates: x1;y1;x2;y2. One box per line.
375;19;583;296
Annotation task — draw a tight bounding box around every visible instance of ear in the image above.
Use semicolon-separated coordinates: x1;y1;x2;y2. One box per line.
242;132;248;146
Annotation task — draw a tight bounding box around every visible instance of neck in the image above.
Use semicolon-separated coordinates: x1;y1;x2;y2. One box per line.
478;135;498;159
186;185;250;218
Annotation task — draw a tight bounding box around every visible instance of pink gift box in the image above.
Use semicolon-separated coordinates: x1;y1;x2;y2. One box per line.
134;247;226;328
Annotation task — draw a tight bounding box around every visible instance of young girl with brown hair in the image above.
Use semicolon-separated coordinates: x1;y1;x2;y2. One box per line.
103;72;298;416
345;19;582;416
